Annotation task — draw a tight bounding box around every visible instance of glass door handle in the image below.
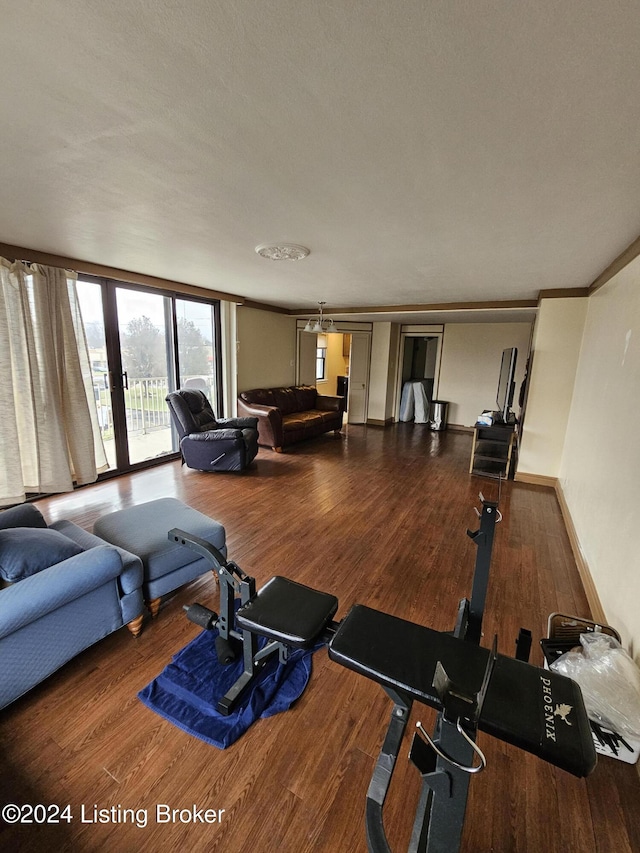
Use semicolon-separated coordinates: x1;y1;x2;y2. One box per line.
108;371;129;391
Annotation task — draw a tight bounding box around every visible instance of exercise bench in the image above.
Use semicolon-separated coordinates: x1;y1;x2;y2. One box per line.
169;530;338;716
173;494;596;853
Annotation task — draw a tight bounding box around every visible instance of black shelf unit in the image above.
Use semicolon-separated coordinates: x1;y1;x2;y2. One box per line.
469;423;516;479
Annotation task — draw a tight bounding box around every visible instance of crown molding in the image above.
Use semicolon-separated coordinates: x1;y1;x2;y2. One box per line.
537;288;590;302
0;242;245;305
239;299;290;314
588;232;640;295
285;299;537;316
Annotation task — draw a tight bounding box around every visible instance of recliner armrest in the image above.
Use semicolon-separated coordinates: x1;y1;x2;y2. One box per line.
187;429;244;441
216;417;259;430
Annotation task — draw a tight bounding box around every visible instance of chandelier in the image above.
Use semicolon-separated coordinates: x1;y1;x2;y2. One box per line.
303;302;339;334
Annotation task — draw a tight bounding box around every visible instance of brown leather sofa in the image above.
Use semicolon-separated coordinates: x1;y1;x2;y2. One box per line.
237;385;344;451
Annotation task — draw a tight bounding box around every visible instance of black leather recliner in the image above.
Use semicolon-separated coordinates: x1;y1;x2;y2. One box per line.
166;389;259;472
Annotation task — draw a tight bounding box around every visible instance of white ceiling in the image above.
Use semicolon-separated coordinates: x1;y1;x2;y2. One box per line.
1;1;639;318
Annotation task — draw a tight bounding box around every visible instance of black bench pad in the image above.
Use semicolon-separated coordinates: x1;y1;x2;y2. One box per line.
236;576;338;648
329;605;596;777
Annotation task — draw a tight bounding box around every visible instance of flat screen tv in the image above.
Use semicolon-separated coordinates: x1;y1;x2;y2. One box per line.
496;347;518;423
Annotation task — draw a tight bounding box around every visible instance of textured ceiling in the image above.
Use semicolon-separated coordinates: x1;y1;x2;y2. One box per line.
1;1;639;315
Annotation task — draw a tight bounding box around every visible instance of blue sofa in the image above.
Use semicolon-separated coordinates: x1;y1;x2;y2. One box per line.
0;504;145;709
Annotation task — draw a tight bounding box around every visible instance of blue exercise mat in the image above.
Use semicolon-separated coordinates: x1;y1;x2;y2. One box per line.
138;628;318;748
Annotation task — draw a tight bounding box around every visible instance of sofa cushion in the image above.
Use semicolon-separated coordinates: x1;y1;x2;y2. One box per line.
318;409;341;424
272;387;299;414
0;528;84;583
294;411;325;429
293;385;318;410
282;415;308;432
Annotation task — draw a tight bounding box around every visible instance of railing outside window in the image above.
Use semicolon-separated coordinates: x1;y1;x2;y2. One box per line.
94;375;214;437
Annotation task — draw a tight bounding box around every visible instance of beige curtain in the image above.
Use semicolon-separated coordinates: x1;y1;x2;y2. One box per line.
0;258;108;505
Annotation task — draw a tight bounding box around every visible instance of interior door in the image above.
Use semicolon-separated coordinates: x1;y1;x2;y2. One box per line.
297;329;318;386
347;332;371;424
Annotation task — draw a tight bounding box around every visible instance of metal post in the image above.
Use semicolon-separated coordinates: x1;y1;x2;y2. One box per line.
465;497;499;645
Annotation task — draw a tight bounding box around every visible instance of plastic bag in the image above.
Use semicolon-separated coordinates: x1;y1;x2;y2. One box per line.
550;632;640;740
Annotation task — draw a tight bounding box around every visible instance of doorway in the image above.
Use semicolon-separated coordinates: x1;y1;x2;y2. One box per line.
396;333;443;422
296;326;371;423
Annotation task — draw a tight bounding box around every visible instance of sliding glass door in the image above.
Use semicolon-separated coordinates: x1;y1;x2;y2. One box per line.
115;288;175;465
76;277;221;475
175;297;219;403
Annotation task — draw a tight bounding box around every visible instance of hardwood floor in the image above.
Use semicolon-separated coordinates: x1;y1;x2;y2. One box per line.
1;423;639;852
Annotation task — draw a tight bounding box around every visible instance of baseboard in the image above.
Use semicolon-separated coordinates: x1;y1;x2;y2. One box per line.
515;475;635;777
514;471;558;488
369;420;473;431
514;472;608;627
554;483;638;779
554;481;607;625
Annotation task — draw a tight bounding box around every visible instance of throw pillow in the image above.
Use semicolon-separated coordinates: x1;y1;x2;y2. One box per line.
0;503;48;531
0;528;84;584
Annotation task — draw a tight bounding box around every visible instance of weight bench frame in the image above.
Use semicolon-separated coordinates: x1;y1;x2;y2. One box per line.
169;530;338;716
326;497;594;852
172;494;596;853
377;496;499;853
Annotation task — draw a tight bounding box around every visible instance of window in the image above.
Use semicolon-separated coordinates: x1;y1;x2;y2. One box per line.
76;276;221;475
315;347;326;381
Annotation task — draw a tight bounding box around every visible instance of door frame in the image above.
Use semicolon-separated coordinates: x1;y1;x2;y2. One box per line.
394;325;444;421
345;330;372;424
295;321;373;417
77;274;222;477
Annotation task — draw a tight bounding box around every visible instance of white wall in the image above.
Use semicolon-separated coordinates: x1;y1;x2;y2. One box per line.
220;300;237;417
425;337;438;378
559;264;640;658
236;307;296;392
368;322;400;422
437;323;532;426
518;298;588;478
386;325;401;419
402;337;413;382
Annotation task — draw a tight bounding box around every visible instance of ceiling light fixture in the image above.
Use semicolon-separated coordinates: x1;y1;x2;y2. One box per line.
303;302;339;334
255;243;310;261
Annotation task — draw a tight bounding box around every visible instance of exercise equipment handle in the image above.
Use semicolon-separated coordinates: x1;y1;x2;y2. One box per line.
415;721;487;775
169;528;227;571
